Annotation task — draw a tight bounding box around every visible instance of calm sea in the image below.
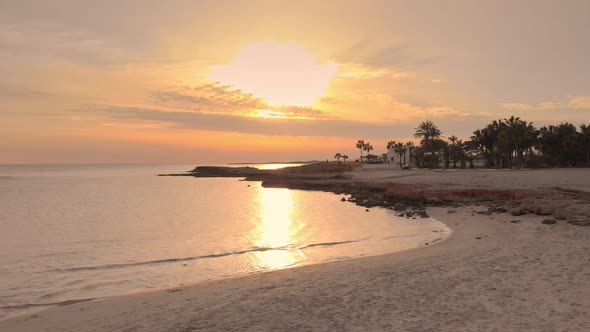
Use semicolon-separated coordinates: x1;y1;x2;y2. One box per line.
0;164;449;318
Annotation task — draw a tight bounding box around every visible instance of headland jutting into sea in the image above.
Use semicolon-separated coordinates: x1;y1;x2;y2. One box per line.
161;163;590;227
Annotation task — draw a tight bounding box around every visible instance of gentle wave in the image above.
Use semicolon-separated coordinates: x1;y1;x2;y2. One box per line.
45;240;364;273
0;298;96;311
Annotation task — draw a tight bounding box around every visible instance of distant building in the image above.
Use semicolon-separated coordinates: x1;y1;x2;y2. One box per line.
386;146;412;167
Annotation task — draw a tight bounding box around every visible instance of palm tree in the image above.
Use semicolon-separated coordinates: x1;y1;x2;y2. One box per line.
342;155;349;163
414;120;442;144
393;142;406;167
356;140;365;162
364;142;374;160
414;121;442;168
448;135;459;168
405;142;415;163
580;124;590;167
334;153;342;162
386;140;396;151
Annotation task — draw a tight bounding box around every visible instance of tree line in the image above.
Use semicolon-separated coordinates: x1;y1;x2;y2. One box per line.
333;116;590;168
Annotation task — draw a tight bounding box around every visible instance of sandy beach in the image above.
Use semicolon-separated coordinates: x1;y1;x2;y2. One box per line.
2;168;590;331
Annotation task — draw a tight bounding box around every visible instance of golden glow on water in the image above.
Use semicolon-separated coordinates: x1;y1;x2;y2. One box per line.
253;188;306;269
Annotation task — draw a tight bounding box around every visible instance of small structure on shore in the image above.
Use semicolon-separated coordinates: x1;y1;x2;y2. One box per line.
386;146;411;167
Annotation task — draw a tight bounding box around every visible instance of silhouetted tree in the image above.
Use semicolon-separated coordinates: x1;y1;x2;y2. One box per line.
356;140;365;162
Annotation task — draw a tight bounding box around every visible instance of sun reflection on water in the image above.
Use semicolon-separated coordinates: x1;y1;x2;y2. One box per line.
252;188;306;270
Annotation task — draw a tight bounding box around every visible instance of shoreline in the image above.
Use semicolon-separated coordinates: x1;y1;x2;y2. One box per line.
2;205;588;331
0;190;452;323
2;166;590;331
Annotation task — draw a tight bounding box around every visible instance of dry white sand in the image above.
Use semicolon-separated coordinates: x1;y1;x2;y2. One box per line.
2;205;589;331
3;168;590;331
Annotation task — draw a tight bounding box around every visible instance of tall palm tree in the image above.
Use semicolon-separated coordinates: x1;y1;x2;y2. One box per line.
386;140;397;151
364;142;374;160
356;140;365;162
414;121;442;168
405;142;415;163
334;153;342;162
393;142;406;167
342;155;349;163
448;135;459;168
580;124;590;167
414;121;442;143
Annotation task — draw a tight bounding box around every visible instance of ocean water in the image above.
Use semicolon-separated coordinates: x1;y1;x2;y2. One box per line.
0;164;449;318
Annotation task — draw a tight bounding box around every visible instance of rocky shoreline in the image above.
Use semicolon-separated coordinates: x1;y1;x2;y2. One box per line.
161;165;590;226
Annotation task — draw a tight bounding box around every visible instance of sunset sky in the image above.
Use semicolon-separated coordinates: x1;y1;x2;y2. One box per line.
1;0;589;164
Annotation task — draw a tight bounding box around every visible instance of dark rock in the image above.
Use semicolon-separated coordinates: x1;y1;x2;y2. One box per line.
475;237;482;240
394;203;407;211
426;197;444;205
341;197;346;202
541;219;557;225
509;207;526;216
495;206;509;213
417;211;430;218
447;209;457;214
477;210;492;216
365;209;370;212
510;220;521;224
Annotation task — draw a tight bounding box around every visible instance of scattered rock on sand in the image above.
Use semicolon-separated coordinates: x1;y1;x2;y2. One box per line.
417;211;430;218
447;209;457;214
477;210;492;216
509;207;526;216
365;209;370;212
426;197;444;205
510;220;521;224
541;219;557;225
475;237;482;239
341;197;346;202
494;206;509;213
394;203;407;211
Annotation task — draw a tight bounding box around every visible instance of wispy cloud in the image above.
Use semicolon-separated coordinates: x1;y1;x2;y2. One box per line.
568;97;590;109
501;97;590;111
150;83;331;119
500;102;563;111
150;83;265;114
86;104;481;139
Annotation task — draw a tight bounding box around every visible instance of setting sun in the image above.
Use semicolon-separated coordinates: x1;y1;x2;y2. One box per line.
209;41;337;107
